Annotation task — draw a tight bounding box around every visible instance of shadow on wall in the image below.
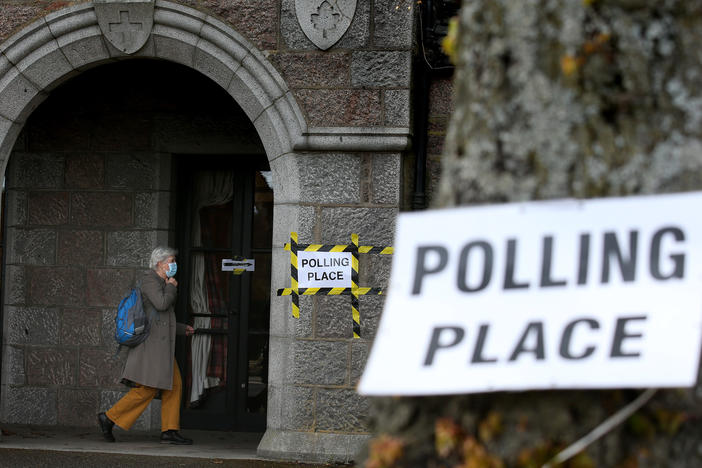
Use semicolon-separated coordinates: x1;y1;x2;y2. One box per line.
19;60;264;155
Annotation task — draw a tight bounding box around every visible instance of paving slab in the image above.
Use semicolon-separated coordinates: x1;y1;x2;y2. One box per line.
0;424;337;467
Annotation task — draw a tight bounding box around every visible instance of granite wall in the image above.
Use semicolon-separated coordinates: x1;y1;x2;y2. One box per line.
0;0;413;132
0;0;416;463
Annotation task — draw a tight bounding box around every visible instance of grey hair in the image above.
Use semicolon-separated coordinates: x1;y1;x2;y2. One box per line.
149;246;178;270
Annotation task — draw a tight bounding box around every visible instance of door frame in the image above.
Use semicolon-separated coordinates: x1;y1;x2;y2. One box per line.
173;154;270;432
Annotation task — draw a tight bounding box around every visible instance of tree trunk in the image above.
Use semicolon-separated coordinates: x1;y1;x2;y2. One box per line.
362;1;702;466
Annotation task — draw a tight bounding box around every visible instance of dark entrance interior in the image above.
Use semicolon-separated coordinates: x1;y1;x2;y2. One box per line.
174;156;272;431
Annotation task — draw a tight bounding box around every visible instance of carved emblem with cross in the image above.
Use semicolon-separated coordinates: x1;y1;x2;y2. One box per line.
109;11;144;42
95;0;154;55
295;0;357;51
311;1;340;39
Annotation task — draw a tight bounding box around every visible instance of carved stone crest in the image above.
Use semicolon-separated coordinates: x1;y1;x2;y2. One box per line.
295;0;357;51
95;0;155;54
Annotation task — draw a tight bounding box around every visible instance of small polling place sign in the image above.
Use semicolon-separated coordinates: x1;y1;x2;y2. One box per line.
359;192;702;395
298;251;352;288
222;258;255;272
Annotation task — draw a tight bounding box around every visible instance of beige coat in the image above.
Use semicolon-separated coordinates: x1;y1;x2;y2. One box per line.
121;269;186;390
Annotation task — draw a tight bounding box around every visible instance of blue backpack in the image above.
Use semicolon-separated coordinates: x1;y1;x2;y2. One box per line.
115;284;154;348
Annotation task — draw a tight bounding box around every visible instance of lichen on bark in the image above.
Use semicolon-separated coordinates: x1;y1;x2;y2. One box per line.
437;0;702;205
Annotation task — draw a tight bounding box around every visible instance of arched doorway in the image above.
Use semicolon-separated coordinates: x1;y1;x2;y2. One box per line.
0;0;303;439
3;57;272;431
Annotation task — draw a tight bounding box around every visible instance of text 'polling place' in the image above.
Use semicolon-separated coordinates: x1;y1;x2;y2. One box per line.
359;192;702;396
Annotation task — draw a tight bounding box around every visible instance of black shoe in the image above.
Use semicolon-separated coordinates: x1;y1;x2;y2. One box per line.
160;430;193;445
97;412;115;442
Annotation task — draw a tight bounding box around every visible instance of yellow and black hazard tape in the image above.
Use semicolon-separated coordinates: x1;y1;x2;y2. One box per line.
290;232;300;319
284;243;393;255
351;234;361;338
277;287;384;296
280;232;392;339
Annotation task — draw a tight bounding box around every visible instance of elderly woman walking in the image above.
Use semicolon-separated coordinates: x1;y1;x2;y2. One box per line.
98;246;194;445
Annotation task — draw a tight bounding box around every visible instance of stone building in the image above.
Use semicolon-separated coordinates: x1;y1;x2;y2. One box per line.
0;0;456;463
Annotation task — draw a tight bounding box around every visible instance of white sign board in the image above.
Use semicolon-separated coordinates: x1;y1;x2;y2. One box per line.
359;192;702;396
298;251;352;288
222;259;255;272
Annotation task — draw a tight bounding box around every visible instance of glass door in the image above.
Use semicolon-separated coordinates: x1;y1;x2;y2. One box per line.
175;155;272;431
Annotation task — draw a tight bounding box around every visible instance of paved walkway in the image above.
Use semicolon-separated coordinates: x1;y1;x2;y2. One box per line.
1;424;261;459
0;425;335;467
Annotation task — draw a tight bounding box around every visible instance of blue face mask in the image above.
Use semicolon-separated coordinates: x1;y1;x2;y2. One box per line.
166;262;177;278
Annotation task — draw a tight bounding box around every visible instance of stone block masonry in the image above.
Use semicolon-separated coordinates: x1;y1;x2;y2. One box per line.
0;1;416;462
264;149;403;462
199;0;279;51
251;2;412;459
0;4;44;45
58;388;100;427
1;139;165;426
294;89;383;127
275;0;413;129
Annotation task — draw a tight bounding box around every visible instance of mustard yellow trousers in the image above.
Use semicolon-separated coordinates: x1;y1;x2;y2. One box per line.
106;362;182;432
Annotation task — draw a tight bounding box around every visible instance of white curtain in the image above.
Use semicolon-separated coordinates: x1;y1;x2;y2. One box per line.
189;171;233;404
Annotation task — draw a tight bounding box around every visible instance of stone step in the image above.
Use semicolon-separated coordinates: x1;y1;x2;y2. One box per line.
0;425;341;468
0;448;336;467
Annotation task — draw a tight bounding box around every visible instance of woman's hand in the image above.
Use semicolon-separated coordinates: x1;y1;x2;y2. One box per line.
185;325;195;336
167;277;178;287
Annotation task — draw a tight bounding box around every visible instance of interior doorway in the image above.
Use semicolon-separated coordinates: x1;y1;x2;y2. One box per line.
174;155;272;431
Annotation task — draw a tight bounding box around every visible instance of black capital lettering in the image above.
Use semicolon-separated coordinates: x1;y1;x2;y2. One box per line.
577;233;590;285
559;318;599;360
503;239;530;290
650;226;686;280
602;231;638;283
611;315;647;358
412;246;449;295
540;236;567;287
423;326;465;366
471;324;497;363
508;322;545;361
457;241;493;293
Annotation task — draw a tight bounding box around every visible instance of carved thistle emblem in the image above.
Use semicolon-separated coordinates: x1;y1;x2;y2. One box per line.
295;0;357;51
95;0;155;54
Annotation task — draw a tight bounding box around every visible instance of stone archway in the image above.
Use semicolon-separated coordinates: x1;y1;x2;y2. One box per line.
0;0;311;460
0;0;305;192
0;1;412;462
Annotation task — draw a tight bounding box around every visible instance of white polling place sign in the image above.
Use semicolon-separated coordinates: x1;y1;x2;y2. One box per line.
359;192;702;395
298;251;352;288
